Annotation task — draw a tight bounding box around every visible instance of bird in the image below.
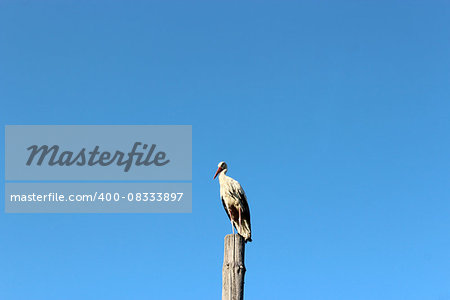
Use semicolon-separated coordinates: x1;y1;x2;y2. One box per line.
213;161;252;242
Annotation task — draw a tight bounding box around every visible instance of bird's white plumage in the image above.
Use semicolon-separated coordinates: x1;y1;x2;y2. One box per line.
216;162;252;242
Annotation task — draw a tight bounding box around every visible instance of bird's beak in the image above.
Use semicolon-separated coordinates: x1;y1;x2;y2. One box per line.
213;167;222;179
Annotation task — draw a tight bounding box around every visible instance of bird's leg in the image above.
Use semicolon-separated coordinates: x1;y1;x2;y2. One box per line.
229;209;235;235
239;208;242;232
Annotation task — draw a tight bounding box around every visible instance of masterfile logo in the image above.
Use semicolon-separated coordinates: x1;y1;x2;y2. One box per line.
26;142;170;172
6;125;191;181
4;125;192;213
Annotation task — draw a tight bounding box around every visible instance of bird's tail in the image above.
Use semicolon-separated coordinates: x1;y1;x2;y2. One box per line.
238;219;252;243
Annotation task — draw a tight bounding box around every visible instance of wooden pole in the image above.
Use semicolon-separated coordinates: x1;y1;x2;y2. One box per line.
222;234;246;300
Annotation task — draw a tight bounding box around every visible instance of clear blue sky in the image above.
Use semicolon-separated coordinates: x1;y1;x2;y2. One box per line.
1;1;449;299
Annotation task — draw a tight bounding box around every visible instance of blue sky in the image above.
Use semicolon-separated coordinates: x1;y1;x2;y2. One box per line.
1;1;449;299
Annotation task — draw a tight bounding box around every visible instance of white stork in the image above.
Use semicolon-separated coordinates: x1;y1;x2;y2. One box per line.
213;161;252;242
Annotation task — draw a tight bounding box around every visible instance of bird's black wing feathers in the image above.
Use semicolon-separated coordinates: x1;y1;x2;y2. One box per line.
237;189;251;230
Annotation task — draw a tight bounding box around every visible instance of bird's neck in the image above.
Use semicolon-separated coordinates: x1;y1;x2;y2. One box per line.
218;169;228;181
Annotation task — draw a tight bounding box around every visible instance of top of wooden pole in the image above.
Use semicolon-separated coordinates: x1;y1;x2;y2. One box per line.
222;234;246;300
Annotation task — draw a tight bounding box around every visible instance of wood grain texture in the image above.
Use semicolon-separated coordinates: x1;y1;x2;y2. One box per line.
222;234;246;300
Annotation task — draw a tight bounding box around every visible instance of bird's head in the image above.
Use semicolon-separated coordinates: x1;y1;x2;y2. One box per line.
213;161;228;179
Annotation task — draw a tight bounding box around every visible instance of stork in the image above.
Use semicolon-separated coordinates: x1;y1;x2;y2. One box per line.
213;161;252;242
